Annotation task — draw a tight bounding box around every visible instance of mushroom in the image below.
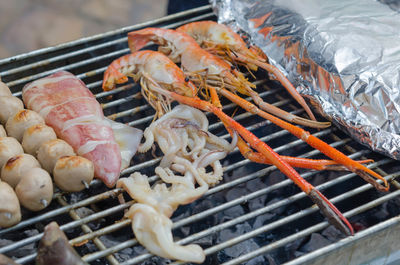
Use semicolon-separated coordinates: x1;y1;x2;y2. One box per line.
0;96;24;125
37;139;75;172
15;168;53;211
1;154;41;188
6;109;45;141
36;222;88;265
0;137;24;168
53;156;94;192
0;125;6;137
0;182;21;228
0;80;12;97
22;124;57;155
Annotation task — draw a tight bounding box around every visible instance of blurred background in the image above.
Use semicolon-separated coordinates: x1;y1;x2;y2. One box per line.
0;0;211;58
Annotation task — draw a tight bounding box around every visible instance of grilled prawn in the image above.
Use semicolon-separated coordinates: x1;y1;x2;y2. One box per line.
177;20;316;120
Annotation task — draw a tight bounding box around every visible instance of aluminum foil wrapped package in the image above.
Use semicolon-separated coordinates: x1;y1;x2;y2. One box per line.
211;0;400;160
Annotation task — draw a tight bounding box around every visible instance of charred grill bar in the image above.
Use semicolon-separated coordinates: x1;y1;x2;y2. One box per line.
0;5;400;265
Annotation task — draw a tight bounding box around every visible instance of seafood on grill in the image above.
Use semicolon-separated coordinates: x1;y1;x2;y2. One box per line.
0;181;21;228
1;154;40;188
0;125;6;137
117;105;235;263
36;222;88;265
177;20;318;121
22;71;143;187
6;109;45;142
15;168;53;211
127;27;330;129
126;26;389;192
104;50;355;239
36;139;76;173
21;124;57;155
53;156;94;192
0;96;24;125
0;137;24;168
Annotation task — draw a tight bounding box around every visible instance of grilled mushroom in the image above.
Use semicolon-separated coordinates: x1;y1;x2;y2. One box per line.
37;139;75;172
36;222;88;265
0;80;12;97
6;109;45;141
0;137;24;168
53;156;94;192
0;97;24;125
0;182;21;228
22;124;57;155
0;125;6;138
1;154;41;188
15;168;53;211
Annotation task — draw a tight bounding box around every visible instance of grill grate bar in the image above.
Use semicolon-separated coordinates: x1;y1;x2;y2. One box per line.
56;197;120;265
81;151;379;263
1;6;399;265
221;176;400;265
0;108;338;261
113;160;394;265
3;201;133;258
0;189;122;236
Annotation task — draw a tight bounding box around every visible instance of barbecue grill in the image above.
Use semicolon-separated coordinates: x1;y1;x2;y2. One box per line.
1;5;400;265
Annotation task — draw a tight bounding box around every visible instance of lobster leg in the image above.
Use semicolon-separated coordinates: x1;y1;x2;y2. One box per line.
232;132;373;171
156;89;354;236
205;78;331;129
233;52;317;122
219;87;389;192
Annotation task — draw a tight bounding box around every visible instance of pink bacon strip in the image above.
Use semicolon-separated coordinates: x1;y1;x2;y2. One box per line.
22;71;121;187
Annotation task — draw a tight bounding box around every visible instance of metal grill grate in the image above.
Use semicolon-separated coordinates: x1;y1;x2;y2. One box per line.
1;5;400;265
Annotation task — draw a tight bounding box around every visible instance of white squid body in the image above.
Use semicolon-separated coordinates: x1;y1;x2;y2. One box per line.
117;105;236;263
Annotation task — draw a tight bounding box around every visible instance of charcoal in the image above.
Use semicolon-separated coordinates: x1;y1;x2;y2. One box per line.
0;239;36;258
284;235;305;259
265;254;278;265
321;226;346;242
143;256;169;265
265;170;285;186
253;213;274;229
370;208;390;222
178;226;191;237
267;197;287;216
245;255;265;265
75;207;104;230
24;229;39;237
227;166;248;181
194;234;215;247
75;207;95;218
246;177;267;192
68;192;87;204
223;205;245;221
98;235;119;248
249;195;267;211
225;185;248;202
299;233;331;253
294;251;305;258
218;222;259;258
189;200;221;234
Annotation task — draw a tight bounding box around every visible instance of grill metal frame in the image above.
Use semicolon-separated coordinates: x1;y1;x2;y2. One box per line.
0;5;400;265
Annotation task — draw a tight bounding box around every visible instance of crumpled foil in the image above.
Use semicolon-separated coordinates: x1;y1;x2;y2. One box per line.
211;0;400;160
